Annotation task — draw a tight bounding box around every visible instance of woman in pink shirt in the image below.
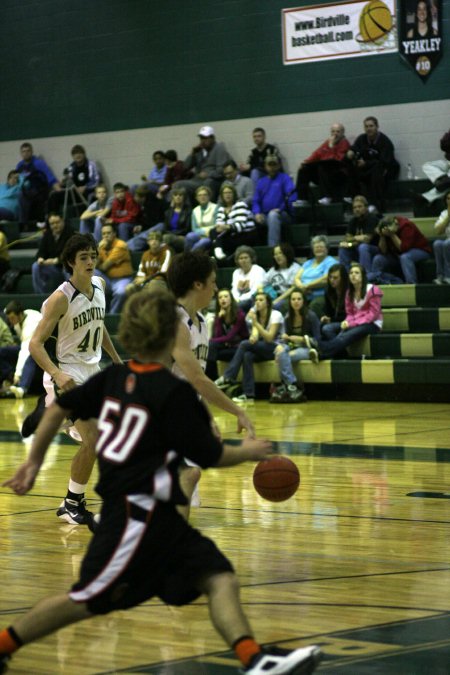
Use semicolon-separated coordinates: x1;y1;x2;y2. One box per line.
310;262;383;361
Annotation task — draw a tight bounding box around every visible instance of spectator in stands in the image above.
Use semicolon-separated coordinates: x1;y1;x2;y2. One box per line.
104;182;141;242
215;291;283;403
320;264;349;340
270;288;320;403
174;125;232;200
161;186;192;252
252;155;297;246
338;195;379;272
141;150;167;194
311;263;383;361
31;213;74;293
125;185;168;252
346;116;399;213
0;311;16;391
0;224;11;283
263;243;301;312
0;171;25;222
185;186;218;252
231;245;266;312
95;223;134;313
127;231;171;294
432;189;450;284
2;300;41;399
206;288;249;380
369;215;431;284
47;144;100;215
157;150;186;199
211;184;257;260
221;161;254;206
16;142;60;222
296;123;350;206
239;128;283;187
79;184;112;240
419;130;450;206
294;235;336;315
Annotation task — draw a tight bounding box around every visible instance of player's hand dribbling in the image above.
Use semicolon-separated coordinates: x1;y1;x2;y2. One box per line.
2;460;41;495
240;437;272;461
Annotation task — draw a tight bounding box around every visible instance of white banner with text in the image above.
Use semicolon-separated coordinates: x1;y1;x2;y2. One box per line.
282;0;398;65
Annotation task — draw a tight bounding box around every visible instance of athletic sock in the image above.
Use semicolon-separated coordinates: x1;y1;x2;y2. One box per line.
66;490;85;503
0;627;23;654
233;636;262;667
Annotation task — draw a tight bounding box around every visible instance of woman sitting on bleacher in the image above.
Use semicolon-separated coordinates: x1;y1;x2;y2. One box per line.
310;262;383;361
320;264;349;340
270;288;320;404
263;242;301;312
206;288;249;380
231;245;266;312
215;291;283;403
432;189;450;285
294;235;336;316
184;185;217;252
212;184;257;260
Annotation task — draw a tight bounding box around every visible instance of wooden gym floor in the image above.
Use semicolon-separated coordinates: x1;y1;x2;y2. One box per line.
0;396;449;674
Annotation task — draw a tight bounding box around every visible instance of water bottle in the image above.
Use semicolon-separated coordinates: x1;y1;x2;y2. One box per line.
406;163;414;180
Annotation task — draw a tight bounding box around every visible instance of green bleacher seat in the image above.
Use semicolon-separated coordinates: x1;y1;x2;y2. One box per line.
253;246;273;268
216;267;233;289
0;221;20;243
0;293;46;311
15;274;34;293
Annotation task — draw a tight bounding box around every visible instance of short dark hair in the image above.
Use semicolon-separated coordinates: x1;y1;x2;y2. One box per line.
252;127;265;135
153;150;166;160
364;116;379;127
223;160;238;170
7;170;18;180
71;144;86;156
20;142;32;151
61;234;98;274
5;300;24;315
165;149;178;162
113;182;127;191
167;251;216;298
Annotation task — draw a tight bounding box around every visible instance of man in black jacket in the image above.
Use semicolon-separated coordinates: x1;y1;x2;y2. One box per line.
346;116;399;213
31;213;74;293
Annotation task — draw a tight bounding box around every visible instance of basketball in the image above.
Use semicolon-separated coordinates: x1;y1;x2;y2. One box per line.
253;456;300;502
359;0;392;43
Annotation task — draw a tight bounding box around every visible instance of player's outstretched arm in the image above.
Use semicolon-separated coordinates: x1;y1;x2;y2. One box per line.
217;438;273;467
2;403;69;494
172;323;255;437
101;326;122;364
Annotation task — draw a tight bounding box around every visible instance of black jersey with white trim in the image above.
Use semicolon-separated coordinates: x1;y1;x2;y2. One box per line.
57;362;222;503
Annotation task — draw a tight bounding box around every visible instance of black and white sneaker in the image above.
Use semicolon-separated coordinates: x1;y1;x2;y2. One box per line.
0;654;11;673
243;645;322;674
57;498;98;532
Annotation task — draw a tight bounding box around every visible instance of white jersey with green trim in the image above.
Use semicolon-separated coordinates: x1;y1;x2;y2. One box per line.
172;304;209;379
43;276;106;366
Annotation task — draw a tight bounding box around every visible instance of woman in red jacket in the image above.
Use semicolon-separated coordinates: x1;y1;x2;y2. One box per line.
310;262;383;361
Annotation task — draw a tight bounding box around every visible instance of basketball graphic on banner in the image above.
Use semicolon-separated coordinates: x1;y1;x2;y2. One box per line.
358;0;393;43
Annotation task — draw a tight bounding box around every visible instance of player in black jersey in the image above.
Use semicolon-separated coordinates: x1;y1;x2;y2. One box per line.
1;289;321;675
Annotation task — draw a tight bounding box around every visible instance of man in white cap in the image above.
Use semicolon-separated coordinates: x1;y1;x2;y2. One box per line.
174;125;233;201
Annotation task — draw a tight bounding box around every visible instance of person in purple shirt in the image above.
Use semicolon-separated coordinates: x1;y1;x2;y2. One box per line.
16;142;60;222
252;155;297;246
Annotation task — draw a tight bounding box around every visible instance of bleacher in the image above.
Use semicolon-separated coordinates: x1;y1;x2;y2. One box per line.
2;178;449;402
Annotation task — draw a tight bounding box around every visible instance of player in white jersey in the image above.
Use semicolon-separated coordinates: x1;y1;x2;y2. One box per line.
167;251;255;517
29;233;122;528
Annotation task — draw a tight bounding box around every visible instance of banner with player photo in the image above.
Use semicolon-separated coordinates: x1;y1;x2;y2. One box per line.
399;0;442;80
